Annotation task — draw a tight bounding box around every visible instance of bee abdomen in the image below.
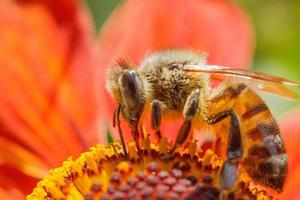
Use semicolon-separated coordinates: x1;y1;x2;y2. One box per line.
211;83;288;191
243;120;288;191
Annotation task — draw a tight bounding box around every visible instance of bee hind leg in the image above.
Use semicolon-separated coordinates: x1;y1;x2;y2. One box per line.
171;89;200;153
207;109;242;197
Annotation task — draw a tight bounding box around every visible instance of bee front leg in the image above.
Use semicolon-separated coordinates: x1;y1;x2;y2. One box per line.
171;89;200;153
113;105;128;158
151;100;163;141
207;109;242;196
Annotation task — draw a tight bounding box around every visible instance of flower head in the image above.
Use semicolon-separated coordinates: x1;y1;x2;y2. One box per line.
27;137;270;200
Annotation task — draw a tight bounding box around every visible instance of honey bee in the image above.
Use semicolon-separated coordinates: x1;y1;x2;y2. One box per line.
106;49;300;192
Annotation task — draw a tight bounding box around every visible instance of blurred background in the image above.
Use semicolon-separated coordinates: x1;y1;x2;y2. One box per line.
86;0;300;116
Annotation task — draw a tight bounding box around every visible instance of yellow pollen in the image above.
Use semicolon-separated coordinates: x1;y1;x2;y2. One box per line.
202;149;214;166
116;161;131;174
128;142;139;160
141;135;151;152
188;141;197;157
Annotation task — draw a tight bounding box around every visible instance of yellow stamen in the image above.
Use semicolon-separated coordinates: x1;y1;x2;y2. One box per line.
188;141;197;157
159;137;168;154
202;148;214;166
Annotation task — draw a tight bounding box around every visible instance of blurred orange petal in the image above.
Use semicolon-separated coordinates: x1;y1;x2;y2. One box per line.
98;0;254;68
0;187;13;200
0;0;101;198
98;0;254;139
278;108;300;199
0;137;48;178
0;164;38;199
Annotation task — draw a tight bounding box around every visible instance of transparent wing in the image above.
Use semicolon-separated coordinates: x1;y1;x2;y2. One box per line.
183;65;300;99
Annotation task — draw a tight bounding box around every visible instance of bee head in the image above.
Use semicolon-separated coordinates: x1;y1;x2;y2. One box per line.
106;59;145;126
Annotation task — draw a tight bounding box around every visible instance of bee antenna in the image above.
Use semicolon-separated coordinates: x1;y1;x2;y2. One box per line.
116;58;132;69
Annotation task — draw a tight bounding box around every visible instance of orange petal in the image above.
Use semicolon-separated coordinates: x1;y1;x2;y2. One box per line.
0;164;38;200
21;0;78;23
0;187;13;200
98;0;254;69
0;0;100;160
278;107;300;199
98;0;254;139
0;137;48;178
0;0;101;197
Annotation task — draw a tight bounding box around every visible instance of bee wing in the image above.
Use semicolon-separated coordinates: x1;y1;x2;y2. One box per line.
183;65;300;99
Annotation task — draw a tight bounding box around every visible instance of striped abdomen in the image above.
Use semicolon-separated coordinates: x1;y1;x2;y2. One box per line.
211;83;287;191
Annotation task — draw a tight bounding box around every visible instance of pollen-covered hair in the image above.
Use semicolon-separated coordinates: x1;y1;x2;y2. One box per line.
139;49;207;70
106;58;133;104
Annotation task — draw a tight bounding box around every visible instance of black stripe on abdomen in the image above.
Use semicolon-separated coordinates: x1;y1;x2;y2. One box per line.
230;83;247;98
210;83;247;103
242;103;268;120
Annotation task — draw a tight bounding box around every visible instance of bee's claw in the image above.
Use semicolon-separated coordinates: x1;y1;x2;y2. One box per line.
220;160;239;190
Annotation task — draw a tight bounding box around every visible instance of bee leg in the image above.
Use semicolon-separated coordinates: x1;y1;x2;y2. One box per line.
113;105;128;158
139;123;145;139
207;109;242;194
151;100;162;141
132;122;142;152
171;89;200;153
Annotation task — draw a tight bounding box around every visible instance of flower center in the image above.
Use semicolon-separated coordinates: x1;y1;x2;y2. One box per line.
99;162;219;200
27;137;270;200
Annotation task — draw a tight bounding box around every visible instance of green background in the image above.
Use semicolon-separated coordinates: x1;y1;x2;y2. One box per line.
85;0;300;116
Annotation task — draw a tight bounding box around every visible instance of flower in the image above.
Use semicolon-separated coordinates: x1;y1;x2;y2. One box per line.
1;0;299;199
27;137;270;200
278;108;300;200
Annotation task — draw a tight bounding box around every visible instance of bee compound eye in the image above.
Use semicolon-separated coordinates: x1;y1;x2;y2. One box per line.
120;70;140;108
119;70;145;124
